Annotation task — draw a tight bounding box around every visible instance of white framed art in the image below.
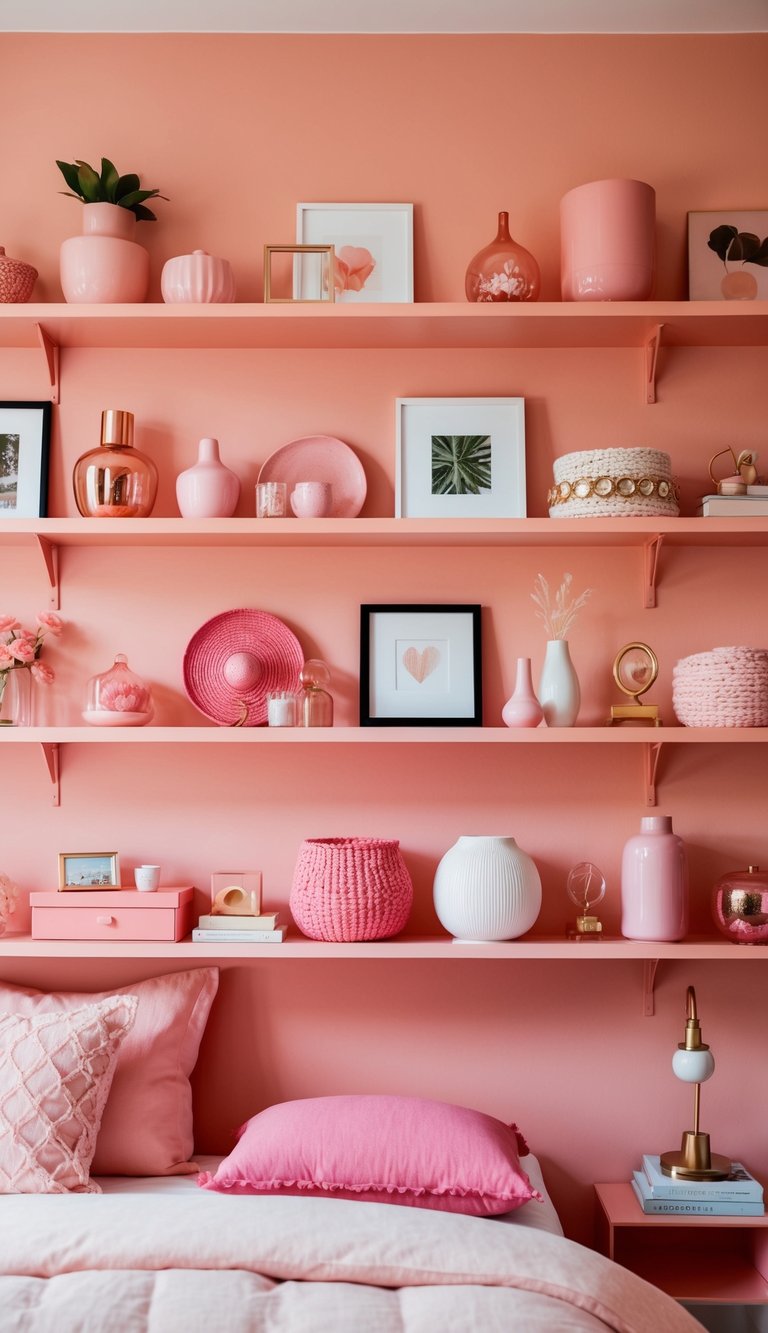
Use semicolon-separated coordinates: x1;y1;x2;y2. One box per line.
296;203;413;302
688;210;768;301
360;603;482;726
395;397;526;519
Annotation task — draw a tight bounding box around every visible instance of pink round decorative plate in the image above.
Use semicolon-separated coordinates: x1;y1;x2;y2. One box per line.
183;609;304;727
257;435;367;518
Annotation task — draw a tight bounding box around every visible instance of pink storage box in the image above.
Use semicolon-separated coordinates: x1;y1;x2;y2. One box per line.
30;888;194;942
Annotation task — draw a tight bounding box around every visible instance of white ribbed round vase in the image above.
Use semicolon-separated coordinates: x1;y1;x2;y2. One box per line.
433;835;542;942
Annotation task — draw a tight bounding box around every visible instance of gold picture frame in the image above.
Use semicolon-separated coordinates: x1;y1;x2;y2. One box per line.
263;244;335;303
58;851;120;891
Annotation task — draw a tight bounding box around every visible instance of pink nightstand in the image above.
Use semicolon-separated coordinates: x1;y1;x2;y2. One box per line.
595;1183;768;1308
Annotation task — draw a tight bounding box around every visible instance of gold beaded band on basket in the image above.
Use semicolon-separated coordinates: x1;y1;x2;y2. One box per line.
547;475;678;507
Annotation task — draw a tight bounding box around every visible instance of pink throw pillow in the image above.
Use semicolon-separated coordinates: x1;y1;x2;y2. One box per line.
0;969;218;1176
0;996;137;1194
198;1094;540;1216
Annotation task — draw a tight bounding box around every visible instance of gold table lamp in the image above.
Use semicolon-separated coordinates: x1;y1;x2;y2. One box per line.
660;985;732;1180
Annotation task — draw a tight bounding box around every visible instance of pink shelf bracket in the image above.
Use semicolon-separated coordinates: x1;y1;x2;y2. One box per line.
643;534;664;608
35;323;60;404
642;958;660;1016
643;740;663;807
644;323;663;404
34;535;59;609
40;742;60;807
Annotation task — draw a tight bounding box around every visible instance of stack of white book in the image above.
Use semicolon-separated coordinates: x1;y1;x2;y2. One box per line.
632;1155;764;1215
698;485;768;517
192;911;285;943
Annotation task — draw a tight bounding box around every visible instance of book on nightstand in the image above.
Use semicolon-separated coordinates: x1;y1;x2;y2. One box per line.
641;1154;763;1202
192;926;285;943
632;1172;764;1216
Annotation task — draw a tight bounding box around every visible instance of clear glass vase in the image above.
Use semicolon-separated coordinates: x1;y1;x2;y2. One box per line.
465;211;541;303
0;668;31;726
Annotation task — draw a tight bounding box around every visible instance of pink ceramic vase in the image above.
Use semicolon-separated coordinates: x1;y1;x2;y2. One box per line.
176;438;241;518
620;815;688;942
161;249;236;303
502;657;544;727
560;179;656;301
60;203;149;303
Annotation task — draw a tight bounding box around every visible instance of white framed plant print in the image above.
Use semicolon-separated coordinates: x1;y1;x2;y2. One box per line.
395;397;526;519
296;203;413;303
688;210;768;300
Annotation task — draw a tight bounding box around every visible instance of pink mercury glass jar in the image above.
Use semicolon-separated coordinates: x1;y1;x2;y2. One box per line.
620;814;688;942
712;866;768;944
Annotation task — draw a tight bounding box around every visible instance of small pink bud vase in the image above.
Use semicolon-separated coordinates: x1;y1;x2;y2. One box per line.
60;203;149;304
502;657;544;728
465;211;540;303
176;438;241;518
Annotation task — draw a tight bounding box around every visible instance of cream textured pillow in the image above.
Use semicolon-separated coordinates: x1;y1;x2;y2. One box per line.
0;996;137;1194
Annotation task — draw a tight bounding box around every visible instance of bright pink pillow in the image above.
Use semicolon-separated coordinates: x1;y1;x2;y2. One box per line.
198;1094;540;1216
0;969;218;1176
0;996;137;1194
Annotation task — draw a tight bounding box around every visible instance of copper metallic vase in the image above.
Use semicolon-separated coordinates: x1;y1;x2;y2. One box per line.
73;410;158;518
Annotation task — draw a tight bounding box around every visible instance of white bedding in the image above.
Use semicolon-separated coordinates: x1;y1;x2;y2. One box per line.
0;1156;701;1333
95;1153;565;1236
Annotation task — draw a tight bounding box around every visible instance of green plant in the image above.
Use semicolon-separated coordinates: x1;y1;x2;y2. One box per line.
55;157;167;221
431;434;492;496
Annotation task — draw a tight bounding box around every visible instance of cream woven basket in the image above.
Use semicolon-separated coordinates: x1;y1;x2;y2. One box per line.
548;447;679;518
672;647;768;728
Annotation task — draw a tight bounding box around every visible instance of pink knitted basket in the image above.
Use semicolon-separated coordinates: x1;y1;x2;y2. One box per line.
290;837;413;942
672;646;768;727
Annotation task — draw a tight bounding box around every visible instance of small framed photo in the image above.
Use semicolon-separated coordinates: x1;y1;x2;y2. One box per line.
395;397;526;519
688;210;768;301
0;401;52;519
58;852;120;891
263;244;335;303
360;604;482;727
296;203;413;303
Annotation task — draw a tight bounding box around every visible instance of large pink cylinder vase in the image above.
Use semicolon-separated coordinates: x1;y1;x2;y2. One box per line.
560;179;656;302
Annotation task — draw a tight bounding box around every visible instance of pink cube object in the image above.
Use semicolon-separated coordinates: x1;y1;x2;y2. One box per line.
30;888;194;942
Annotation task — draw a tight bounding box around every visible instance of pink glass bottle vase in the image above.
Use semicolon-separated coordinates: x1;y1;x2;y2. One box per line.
465;211;540;303
621;814;688;941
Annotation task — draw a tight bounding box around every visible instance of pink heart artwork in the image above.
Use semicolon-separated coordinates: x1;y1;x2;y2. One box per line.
403;645;440;684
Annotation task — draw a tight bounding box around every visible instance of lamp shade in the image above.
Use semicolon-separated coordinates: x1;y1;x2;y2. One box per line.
672;1047;715;1084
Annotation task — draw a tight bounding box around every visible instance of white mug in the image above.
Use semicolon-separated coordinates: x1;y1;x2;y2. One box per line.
134;864;161;892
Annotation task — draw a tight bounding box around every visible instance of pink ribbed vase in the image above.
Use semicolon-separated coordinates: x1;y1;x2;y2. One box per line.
290;837;413;942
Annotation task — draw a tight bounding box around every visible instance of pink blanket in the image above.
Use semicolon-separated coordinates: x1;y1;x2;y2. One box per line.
0;1191;700;1331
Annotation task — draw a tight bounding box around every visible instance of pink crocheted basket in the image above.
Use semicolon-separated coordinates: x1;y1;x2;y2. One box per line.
290;837;413;942
672;646;768;728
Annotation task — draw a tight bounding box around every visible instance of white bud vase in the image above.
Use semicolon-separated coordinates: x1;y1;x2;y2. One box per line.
433;835;542;941
538;638;580;727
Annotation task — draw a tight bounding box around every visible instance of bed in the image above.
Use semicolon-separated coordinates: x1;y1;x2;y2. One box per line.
0;1155;700;1332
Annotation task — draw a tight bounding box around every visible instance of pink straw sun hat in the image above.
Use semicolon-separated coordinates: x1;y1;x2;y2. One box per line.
183;608;304;726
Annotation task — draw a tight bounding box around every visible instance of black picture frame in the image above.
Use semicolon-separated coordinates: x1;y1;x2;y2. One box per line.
360;603;482;726
0;401;52;519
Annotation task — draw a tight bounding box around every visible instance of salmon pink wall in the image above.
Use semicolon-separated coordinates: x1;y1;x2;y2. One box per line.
1;34;768;1245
